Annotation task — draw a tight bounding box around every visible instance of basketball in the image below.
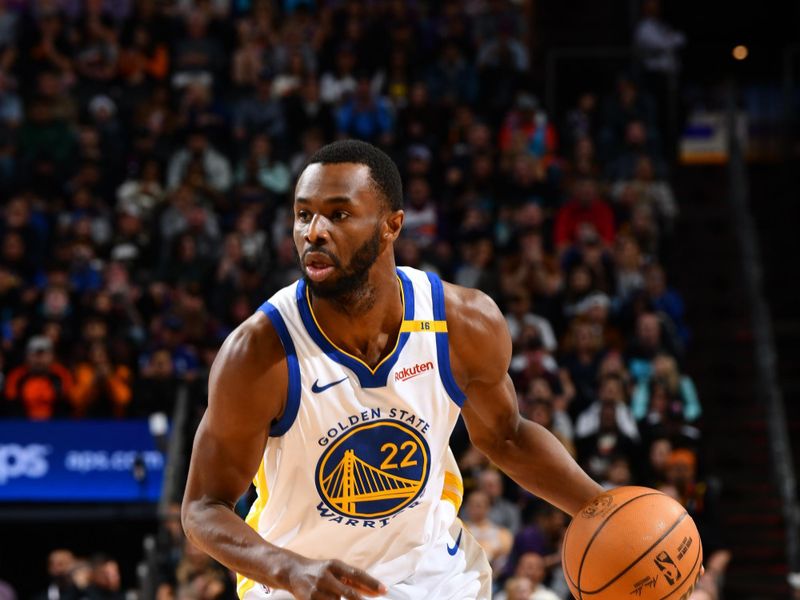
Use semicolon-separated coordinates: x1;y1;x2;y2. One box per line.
562;486;703;600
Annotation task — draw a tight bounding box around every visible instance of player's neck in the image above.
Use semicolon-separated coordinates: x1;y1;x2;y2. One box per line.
310;261;403;368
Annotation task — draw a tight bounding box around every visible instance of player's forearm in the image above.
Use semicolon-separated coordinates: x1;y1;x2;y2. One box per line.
181;497;300;588
485;419;603;516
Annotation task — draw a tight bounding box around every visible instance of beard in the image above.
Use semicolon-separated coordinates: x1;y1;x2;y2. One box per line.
300;227;382;314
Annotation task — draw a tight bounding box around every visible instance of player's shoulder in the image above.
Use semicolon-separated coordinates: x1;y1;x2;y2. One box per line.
212;311;286;384
441;281;507;339
440;281;512;382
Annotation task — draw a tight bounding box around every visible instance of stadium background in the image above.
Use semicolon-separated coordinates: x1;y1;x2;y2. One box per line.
0;0;798;599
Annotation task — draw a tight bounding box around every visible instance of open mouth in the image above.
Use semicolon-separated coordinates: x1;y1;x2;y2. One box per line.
303;252;336;282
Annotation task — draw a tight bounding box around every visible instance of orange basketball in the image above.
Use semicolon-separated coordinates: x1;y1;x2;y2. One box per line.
562;486;703;600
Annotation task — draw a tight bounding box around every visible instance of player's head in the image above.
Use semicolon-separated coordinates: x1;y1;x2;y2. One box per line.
294;140;404;302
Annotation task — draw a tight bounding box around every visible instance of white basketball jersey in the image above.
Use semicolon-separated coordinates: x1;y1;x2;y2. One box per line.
237;267;470;598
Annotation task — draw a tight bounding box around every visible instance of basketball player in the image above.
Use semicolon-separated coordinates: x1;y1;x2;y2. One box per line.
182;140;604;600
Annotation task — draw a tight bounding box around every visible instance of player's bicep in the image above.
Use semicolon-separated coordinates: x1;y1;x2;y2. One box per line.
445;284;519;454
461;372;521;456
185;411;267;508
184;315;287;506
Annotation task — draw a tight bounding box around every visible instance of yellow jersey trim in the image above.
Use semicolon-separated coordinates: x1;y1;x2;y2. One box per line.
441;470;464;512
237;459;270;599
399;319;448;333
305;276;405;375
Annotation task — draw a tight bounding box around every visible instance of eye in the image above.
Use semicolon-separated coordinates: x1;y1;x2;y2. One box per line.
331;210;349;222
297;210;311;223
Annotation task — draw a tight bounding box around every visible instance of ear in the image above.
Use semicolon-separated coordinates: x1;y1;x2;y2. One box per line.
382;209;404;243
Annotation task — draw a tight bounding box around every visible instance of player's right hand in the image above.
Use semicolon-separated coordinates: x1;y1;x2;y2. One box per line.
284;557;387;600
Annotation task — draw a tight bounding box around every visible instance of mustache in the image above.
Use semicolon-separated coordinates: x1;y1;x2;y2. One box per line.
301;246;342;269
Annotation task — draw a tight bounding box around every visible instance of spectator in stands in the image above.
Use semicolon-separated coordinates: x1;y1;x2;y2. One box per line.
643;436;673;487
284;78;336;143
72;342;132;418
632;352;700;421
564;92;598;152
479;469;521;534
575;375;641;481
463;490;514;576
499;93;557;160
496;576;534;600
402;176;438;249
173;542;235;600
4;336;73;419
504;506;566;581
605;118;666;181
503;553;561;600
611;155;678;232
235;133;291;198
554;175;615;254
132;348;178;418
633;0;686;142
626;311;678;381
560;318;606;417
84;554;123;600
116;158;165;223
613;234;646;302
33;549;77;600
166;130;231;193
525;391;575;458
427;40;478;107
336;71;393;145
233;71;287;143
575;373;639;441
643;263;689;344
171;10;224;89
504;292;557;353
319;43;358;105
602;455;634;489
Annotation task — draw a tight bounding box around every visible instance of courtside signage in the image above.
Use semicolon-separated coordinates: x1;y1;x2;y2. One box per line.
0;420;165;501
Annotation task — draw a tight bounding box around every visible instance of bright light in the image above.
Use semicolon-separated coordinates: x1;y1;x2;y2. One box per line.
732;45;749;61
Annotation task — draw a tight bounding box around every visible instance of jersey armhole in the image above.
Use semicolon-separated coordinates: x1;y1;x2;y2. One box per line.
258;302;301;436
425;272;467;408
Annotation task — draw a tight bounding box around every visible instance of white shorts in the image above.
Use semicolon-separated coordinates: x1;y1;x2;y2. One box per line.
240;519;492;600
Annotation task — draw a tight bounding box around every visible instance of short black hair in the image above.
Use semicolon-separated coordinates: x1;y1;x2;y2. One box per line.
305;140;403;211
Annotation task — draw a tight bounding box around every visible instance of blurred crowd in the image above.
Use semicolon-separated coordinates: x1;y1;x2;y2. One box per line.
0;0;728;598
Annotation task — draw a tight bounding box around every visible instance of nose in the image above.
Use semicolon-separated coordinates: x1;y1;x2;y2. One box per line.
305;214;330;245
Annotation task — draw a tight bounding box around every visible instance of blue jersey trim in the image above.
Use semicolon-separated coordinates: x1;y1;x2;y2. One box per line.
425;272;467;408
257;302;301;437
296;269;415;388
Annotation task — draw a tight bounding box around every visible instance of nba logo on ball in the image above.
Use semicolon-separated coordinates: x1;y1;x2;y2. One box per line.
653;551;681;585
315;419;430;519
562;486;703;600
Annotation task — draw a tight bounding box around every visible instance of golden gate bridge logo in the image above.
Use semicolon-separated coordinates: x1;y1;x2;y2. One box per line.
315;420;430;519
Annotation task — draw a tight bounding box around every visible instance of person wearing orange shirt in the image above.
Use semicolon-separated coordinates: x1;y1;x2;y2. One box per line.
4;336;73;419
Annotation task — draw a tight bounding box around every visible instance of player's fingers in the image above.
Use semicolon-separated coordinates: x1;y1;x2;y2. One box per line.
318;571;366;600
328;560;386;595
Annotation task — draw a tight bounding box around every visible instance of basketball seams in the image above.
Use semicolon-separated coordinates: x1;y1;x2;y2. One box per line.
581;511;688;594
575;492;664;599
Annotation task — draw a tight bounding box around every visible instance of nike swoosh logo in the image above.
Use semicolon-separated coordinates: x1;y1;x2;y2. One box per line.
311;377;348;393
447;529;463;556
